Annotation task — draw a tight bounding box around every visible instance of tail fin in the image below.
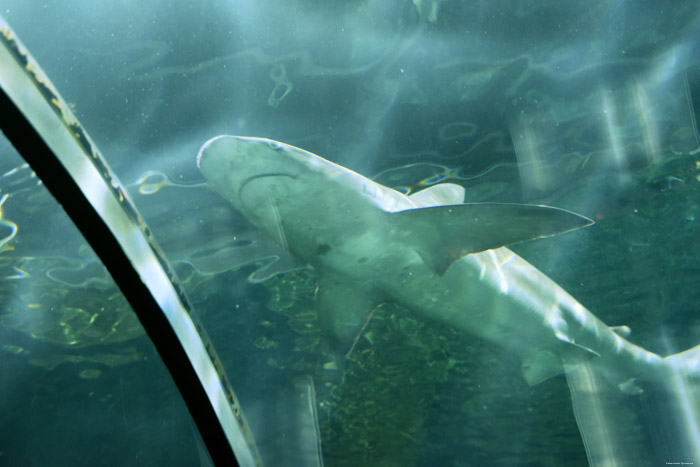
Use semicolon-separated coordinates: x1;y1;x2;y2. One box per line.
564;346;700;466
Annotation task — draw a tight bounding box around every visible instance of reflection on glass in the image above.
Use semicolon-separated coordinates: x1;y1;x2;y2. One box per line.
0;142;208;466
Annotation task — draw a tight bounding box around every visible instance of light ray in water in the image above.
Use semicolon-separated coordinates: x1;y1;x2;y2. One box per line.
662;333;700;462
682;70;700;148
601;90;629;182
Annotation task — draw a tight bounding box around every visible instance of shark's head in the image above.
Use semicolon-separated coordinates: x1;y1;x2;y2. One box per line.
197;135;337;236
198;135;303;192
198;135;306;206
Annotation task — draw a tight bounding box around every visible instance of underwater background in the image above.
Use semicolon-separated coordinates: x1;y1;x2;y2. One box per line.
1;0;700;465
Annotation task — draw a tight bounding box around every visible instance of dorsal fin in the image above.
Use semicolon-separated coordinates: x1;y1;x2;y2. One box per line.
390;203;593;275
409;183;465;207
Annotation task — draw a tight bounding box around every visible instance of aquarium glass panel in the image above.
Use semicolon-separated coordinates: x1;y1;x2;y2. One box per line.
2;2;700;465
0;136;209;466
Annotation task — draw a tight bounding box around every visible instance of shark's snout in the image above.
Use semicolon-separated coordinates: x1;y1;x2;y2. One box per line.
197;135;237;169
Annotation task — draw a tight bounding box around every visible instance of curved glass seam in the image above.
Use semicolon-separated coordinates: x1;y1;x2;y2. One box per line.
0;16;260;467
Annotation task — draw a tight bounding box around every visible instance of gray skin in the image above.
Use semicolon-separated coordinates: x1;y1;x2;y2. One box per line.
197;135;699;390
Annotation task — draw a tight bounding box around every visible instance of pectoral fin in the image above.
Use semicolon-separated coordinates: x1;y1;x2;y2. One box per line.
521;349;564;386
522;336;600;385
316;275;381;357
390;203;593;275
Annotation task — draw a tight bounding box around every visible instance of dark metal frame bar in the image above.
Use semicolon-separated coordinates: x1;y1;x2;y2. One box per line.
0;17;259;467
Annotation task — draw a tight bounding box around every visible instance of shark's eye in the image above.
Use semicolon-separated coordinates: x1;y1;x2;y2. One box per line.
266;141;284;151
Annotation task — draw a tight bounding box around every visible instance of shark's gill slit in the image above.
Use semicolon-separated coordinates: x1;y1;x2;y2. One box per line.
238;172;297;197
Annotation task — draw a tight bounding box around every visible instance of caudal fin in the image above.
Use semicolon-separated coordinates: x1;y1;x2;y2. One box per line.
565;345;700;465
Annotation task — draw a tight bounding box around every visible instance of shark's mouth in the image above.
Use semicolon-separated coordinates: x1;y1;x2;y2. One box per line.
238;172;298;197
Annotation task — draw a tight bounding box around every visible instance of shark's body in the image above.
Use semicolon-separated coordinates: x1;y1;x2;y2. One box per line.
198;135;700;390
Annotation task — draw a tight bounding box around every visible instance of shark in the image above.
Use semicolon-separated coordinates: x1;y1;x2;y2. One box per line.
197;135;700;392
